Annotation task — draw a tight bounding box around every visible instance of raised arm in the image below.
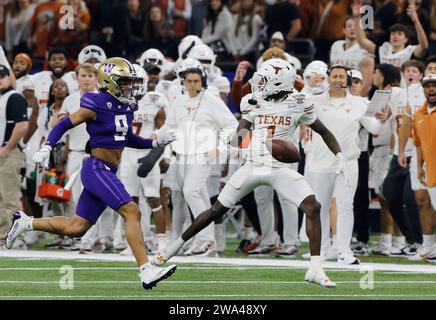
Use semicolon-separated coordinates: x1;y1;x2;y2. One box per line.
407;2;429;58
351;3;376;55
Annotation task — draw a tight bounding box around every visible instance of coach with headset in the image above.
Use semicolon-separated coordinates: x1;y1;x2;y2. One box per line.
0;65;28;248
305;64;384;265
165;66;238;256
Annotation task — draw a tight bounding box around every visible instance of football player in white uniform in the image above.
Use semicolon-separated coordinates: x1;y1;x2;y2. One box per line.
188;44;231;103
153;59;350;287
78;45;107;65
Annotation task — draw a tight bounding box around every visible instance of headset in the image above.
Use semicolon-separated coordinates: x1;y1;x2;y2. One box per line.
326;64;352;87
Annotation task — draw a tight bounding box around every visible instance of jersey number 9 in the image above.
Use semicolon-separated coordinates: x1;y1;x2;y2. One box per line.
114;115;128;141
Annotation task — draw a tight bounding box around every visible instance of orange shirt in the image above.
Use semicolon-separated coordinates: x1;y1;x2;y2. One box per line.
413;102;436;187
30;1;64;58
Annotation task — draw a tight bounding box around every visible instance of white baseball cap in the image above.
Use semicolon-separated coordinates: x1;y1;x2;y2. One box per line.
422;73;436;86
349;69;363;81
271;31;285;41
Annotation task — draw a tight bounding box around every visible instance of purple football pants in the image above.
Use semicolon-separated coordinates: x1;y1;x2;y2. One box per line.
76;156;132;224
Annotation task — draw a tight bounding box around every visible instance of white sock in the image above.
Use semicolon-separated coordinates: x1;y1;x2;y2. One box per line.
156;233;167;251
243;227;254;240
28;217;34;231
380;233;392;247
393;236;406;247
140;261;153;271
423;234;435;249
331;235;337;247
310;255;322;270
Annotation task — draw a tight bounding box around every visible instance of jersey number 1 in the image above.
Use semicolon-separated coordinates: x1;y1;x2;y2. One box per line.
114;115;128;141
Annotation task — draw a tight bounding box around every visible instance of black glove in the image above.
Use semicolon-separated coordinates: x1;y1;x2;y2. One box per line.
137;146;165;178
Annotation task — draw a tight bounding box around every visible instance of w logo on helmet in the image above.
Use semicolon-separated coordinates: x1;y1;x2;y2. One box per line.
104;63;116;73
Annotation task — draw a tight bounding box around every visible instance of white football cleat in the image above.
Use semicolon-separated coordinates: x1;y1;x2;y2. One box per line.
140;263;177;290
152;248;171;266
305;268;336;288
6;211;33;249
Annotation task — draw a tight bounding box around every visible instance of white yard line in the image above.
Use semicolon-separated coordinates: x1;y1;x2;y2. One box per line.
1;250;436;273
1;280;436;284
1;294;436;299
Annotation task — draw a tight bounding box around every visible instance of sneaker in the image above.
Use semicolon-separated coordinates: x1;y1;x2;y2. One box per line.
352;242;369;256
305;268;336;288
7;211;33;249
276;244;298;258
120;246;133;256
301;252;311;260
70;242;81;251
408;246;432;261
324;245;338;261
236;239;251;253
184;240;218;257
389;244;405;257
60;237;74;249
79;242;93;254
243;241;260;253
114;240;128;251
24;231;43;246
140;263;177;290
337;252;360;265
369;243;391;256
401;243;419;256
93;238;114;253
11;238;27;250
45;236;64;248
247;244;276;256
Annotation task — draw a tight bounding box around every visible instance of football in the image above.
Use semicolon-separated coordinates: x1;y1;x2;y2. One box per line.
265;139;300;163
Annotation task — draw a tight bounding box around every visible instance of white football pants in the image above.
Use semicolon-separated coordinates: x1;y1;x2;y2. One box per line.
307;160;359;256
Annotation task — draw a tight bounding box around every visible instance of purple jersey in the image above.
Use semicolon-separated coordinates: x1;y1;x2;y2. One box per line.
80;91;138;149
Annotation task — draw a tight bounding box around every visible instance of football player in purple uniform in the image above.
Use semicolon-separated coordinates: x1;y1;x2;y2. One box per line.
6;57;177;290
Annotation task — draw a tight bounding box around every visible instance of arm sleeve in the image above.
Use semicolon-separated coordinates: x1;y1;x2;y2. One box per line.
360;116;381;135
45;117;74;147
80;92;99;112
298;95;316;125
126;129;154;149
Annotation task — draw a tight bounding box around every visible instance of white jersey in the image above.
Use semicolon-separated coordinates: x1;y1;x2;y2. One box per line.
31;71;79;108
15;75;34;95
168;89;238;157
208;72;231;94
388;83;425;157
330;40;369;70
378;42;416;68
60;90;93;151
256;52;302;71
307;91;380;172
241;92;316;168
133;91;169;138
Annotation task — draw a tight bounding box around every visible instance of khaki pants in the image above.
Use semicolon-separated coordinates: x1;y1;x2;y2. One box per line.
0;148;25;239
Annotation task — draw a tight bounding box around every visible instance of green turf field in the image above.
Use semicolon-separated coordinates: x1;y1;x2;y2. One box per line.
1;256;436;300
